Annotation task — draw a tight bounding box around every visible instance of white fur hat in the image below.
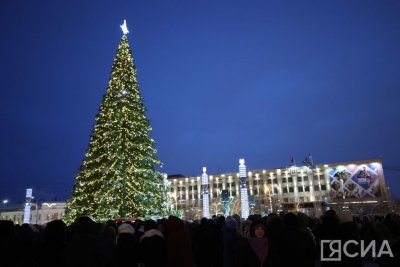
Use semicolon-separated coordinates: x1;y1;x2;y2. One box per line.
118;223;135;235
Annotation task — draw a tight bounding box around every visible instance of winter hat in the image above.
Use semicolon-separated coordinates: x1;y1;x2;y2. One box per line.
252;220;266;230
167;215;184;234
241;220;252;231
283;212;298;228
251;220;266;234
84;215;96;222
144;219;157;232
73;216;97;236
225;217;238;228
232;214;241;224
118;223;135;235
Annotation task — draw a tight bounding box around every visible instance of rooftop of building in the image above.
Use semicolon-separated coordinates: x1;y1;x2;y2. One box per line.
167;158;383;179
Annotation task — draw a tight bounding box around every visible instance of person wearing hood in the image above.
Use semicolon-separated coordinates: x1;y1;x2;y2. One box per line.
37;220;67;267
166;215;193;267
240;220;252;239
238;220;278;267
223;216;240;267
63;216;103;267
140;219;166;267
279;213;316;267
114;222;140;267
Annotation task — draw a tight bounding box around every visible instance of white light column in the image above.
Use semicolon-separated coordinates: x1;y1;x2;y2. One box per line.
23;188;33;224
162;173;171;209
201;167;210;218
239;159;250;219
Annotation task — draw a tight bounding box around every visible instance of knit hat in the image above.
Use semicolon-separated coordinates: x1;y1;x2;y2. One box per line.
118;223;135;235
252;220;266;230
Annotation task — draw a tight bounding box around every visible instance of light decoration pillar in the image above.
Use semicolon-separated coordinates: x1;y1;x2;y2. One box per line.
162;173;171;209
290;166;299;203
23;188;33;224
201;167;210;218
239;159;250;219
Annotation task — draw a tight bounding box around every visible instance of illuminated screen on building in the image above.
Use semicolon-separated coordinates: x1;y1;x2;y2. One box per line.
328;162;382;200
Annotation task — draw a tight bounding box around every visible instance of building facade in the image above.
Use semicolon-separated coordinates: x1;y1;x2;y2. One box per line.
0;202;66;225
167;159;390;219
0;159;390;223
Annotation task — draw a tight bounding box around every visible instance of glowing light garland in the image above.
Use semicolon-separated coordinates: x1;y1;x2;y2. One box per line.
64;23;171;223
23;189;33;224
201;167;210;218
239;159;250;219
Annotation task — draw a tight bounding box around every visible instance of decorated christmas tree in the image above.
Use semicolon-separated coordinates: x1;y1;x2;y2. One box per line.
64;21;171;223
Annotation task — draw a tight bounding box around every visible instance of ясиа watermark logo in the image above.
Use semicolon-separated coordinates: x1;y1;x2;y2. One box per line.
321;240;394;261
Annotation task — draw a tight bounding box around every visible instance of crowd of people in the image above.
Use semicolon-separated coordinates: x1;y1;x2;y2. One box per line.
0;210;399;267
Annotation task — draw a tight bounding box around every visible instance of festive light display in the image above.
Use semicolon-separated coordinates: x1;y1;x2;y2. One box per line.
23;188;33;224
201;167;210;218
64;22;171;223
239;159;249;219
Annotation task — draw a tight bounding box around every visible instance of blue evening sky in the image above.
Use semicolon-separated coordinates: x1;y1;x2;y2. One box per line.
1;0;399;203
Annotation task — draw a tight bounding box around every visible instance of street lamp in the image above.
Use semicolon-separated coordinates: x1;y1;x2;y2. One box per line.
2;199;8;205
265;186;273;213
30;196;40;224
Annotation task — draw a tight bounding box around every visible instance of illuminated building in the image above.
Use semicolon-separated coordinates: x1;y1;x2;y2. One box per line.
0;159;390;223
167;159;390;219
0;202;66;225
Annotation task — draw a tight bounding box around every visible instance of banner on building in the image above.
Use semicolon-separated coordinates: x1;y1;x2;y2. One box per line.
328;163;382;200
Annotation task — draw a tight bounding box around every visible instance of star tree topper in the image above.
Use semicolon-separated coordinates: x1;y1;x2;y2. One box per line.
120;19;129;35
